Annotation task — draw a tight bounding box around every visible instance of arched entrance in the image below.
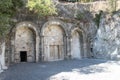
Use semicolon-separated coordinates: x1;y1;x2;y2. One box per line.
43;25;65;61
15;27;36;62
41;20;68;61
13;22;40;63
71;29;84;59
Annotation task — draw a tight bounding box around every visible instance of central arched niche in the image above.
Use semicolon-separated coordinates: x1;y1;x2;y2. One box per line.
43;25;65;61
15;26;36;62
71;29;83;59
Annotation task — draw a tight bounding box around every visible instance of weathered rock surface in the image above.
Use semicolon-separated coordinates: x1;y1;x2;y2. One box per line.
55;0;120;18
0;42;7;73
93;11;120;60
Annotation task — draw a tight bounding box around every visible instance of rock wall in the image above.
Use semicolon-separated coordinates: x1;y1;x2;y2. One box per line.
0;43;3;73
0;42;7;73
55;0;120;60
93;11;120;60
55;0;120;18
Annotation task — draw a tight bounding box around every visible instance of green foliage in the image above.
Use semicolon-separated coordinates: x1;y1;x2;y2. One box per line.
0;14;10;37
94;10;103;28
76;12;85;20
27;0;57;17
0;0;23;38
0;0;23;16
0;0;57;39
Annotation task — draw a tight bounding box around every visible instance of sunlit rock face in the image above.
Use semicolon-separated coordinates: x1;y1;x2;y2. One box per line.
56;1;120;18
93;12;120;60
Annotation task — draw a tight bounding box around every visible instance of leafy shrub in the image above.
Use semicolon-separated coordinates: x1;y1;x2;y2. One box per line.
76;12;85;20
27;0;57;17
0;0;23;38
94;10;103;28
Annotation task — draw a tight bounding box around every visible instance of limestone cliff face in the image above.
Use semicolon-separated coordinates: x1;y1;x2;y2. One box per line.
55;0;120;18
56;1;120;60
93;11;120;60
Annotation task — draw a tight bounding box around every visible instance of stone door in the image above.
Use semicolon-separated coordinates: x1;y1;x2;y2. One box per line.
71;31;82;59
43;25;64;61
49;45;64;60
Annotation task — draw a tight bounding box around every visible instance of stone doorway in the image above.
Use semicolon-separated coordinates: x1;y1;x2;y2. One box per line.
10;22;40;63
71;30;83;59
49;45;63;60
20;51;27;62
43;25;65;61
14;26;36;63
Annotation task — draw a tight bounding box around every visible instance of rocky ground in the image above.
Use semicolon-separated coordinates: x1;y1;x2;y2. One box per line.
0;59;120;80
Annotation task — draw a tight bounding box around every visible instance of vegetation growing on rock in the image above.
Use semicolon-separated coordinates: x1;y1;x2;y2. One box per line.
27;0;57;17
0;0;23;39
